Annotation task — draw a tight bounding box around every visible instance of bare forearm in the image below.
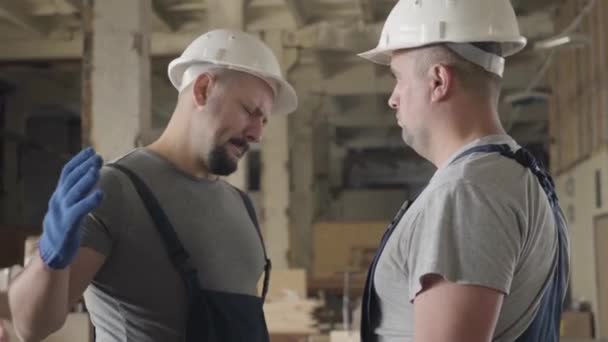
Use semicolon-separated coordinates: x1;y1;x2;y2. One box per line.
0;292;9;320
8;254;70;342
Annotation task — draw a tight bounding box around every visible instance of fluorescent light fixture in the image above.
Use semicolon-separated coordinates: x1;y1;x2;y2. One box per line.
533;33;591;51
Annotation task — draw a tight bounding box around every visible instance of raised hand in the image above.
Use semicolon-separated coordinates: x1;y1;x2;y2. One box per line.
39;147;104;269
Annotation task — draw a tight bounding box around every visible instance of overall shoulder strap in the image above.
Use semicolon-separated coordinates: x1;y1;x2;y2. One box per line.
107;163;201;299
233;186;272;303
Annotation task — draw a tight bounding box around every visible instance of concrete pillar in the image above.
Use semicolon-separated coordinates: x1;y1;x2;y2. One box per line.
313;106;331;219
288;94;315;269
82;0;151;160
260;30;296;269
287;64;323;269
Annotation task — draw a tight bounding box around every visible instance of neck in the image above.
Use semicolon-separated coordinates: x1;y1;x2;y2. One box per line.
427;100;505;168
147;113;217;180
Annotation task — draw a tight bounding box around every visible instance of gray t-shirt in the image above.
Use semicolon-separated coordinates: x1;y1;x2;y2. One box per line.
374;135;565;341
80;148;266;342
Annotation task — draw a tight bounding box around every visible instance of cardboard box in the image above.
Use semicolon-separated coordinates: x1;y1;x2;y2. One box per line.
263;269;307;300
313;221;387;278
561;310;594;339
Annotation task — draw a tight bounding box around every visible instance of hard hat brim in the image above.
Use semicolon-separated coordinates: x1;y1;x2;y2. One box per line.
357;48;392;65
168;58;298;116
358;36;528;66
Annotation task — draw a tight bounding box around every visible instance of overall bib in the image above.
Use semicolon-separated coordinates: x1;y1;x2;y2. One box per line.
110;164;272;342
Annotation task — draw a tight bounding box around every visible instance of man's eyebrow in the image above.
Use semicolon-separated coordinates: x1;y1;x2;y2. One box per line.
243;101;270;120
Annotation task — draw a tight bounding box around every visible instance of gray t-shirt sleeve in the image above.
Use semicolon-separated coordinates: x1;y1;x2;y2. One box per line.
403;181;523;301
80;166;128;256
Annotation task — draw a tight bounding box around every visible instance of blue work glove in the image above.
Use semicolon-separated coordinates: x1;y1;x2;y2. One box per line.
39;147;104;269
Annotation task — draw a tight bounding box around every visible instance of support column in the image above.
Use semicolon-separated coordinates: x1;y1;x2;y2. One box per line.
288;64;323;269
82;0;151;160
261;30;295;269
288;94;316;269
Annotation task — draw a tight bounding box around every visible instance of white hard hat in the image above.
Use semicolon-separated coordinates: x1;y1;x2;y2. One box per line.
168;29;298;116
358;0;527;77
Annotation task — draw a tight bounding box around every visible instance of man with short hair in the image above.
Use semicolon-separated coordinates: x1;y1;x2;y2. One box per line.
357;1;570;341
1;29;297;342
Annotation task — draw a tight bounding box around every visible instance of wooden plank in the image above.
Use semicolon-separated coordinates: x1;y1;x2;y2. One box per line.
595;0;606;148
567;0;579;168
552;1;567;173
554;58;563;173
264;299;322;334
572;0;580;166
557;0;569;170
575;33;584;163
548;63;560;174
264;269;307;300
329;331;359;342
590;2;600;152
562;46;570;168
601;0;608;145
81;0;93;147
586;0;594;158
581;0;592;160
270;333;312;342
308;273;367;297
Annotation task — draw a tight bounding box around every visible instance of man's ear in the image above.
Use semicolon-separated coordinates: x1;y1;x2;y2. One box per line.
192;73;216;108
429;64;453;103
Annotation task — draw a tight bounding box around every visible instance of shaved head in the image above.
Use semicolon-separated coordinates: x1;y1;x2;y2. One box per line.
411;44;503;104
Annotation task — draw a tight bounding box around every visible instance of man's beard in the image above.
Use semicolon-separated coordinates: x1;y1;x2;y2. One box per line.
208;138;249;176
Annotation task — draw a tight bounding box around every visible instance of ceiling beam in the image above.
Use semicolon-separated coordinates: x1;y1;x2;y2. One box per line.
0;2;46;35
151;0;180;31
247;6;296;31
284;21;380;52
284;11;553;52
167;2;207;11
0;32;204;61
249;0;284;6
313;63;393;95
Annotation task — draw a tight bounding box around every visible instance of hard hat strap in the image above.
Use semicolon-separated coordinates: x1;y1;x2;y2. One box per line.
445;43;505;77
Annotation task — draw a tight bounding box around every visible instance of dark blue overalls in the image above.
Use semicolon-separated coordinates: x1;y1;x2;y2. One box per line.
360;144;569;342
109;163;272;342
